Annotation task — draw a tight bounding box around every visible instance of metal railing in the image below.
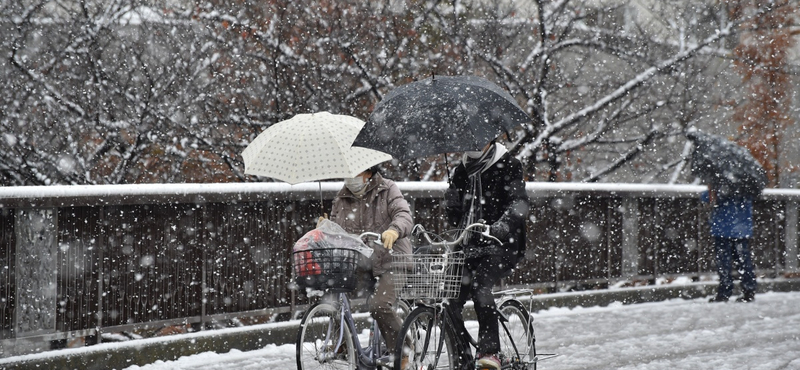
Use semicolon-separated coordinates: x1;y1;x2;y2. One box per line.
0;182;797;356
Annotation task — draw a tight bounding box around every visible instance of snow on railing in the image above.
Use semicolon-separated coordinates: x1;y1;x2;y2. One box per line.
1;181;798;207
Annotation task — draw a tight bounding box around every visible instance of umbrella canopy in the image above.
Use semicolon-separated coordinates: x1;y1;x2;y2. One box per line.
686;131;767;197
242;112;392;184
353;75;529;160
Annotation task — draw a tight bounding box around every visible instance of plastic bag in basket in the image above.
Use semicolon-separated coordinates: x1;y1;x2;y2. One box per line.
292;219;373;277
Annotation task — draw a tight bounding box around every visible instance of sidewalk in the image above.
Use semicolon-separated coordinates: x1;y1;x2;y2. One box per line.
3;279;799;370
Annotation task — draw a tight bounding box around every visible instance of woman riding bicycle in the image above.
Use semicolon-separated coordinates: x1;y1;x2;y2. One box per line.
319;165;413;362
446;139;530;370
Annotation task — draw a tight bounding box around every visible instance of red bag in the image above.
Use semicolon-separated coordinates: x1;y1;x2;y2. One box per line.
293;229;323;277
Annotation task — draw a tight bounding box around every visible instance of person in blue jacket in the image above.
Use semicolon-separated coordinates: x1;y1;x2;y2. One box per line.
702;186;757;302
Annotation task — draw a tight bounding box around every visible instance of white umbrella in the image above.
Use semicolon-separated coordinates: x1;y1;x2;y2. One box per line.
242;112;392;184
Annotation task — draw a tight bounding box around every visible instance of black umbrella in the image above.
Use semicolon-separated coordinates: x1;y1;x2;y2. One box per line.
353;75;529;160
686;131;767;197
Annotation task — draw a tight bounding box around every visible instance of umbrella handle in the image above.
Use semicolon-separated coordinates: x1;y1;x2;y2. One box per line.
444;154;450;182
318;182;324;215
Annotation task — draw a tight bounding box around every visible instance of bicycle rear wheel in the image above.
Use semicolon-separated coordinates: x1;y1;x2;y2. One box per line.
498;299;535;370
395;306;457;370
296;302;356;370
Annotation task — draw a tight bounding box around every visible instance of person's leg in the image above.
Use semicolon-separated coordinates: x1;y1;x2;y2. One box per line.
368;274;402;349
735;238;757;301
451;260;476;367
469;255;505;356
713;236;734;300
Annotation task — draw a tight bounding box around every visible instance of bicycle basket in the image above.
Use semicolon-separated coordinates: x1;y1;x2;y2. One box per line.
293;247;360;292
391;250;465;300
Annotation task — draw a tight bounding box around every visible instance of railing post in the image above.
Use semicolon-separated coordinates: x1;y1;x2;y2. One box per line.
697;202;705;275
621;198;639;278
607;200;613;281
786;201;798;273
14;209;58;338
200;205;208;331
96;207;105;343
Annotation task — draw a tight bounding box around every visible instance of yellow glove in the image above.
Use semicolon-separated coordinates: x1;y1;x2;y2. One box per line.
381;229;399;250
316;213;328;228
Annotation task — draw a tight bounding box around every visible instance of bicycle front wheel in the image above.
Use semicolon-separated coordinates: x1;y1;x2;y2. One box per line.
396;298;412;320
498;299;535;370
296;302;356;370
395;305;457;370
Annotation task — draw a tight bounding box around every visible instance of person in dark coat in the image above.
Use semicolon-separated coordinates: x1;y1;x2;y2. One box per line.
445;140;530;370
702;186;757;303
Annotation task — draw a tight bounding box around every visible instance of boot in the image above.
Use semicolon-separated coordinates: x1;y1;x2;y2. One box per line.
708;295;729;303
736;291;755;303
475;353;501;370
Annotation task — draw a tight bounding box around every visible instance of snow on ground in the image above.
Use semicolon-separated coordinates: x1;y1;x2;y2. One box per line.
122;291;800;370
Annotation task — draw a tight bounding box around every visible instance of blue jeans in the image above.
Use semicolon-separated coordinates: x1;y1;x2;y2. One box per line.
714;236;757;298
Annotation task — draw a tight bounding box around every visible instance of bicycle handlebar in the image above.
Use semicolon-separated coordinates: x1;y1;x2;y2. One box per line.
413;223;501;251
359;231;382;241
359;232;384;249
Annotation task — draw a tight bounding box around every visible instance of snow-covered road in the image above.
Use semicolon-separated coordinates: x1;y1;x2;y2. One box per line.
123;291;800;370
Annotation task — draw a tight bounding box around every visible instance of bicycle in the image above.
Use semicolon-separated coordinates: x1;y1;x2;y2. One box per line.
391;223;556;370
294;231;411;370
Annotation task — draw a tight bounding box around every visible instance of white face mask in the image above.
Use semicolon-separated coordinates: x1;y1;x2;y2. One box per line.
344;177;367;194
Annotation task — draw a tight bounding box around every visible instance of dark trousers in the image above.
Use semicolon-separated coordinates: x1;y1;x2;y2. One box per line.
451;254;513;360
714;236;757;299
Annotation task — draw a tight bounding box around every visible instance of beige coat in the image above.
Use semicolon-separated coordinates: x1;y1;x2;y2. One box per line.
330;173;413;275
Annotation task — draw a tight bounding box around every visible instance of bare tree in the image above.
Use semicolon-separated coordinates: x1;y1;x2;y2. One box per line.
1;0;232;185
1;0;795;185
414;0;745;182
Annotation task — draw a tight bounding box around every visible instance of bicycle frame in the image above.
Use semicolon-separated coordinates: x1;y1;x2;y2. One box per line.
297;231;403;370
414;299;527;369
397;224;551;369
325;292;384;369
